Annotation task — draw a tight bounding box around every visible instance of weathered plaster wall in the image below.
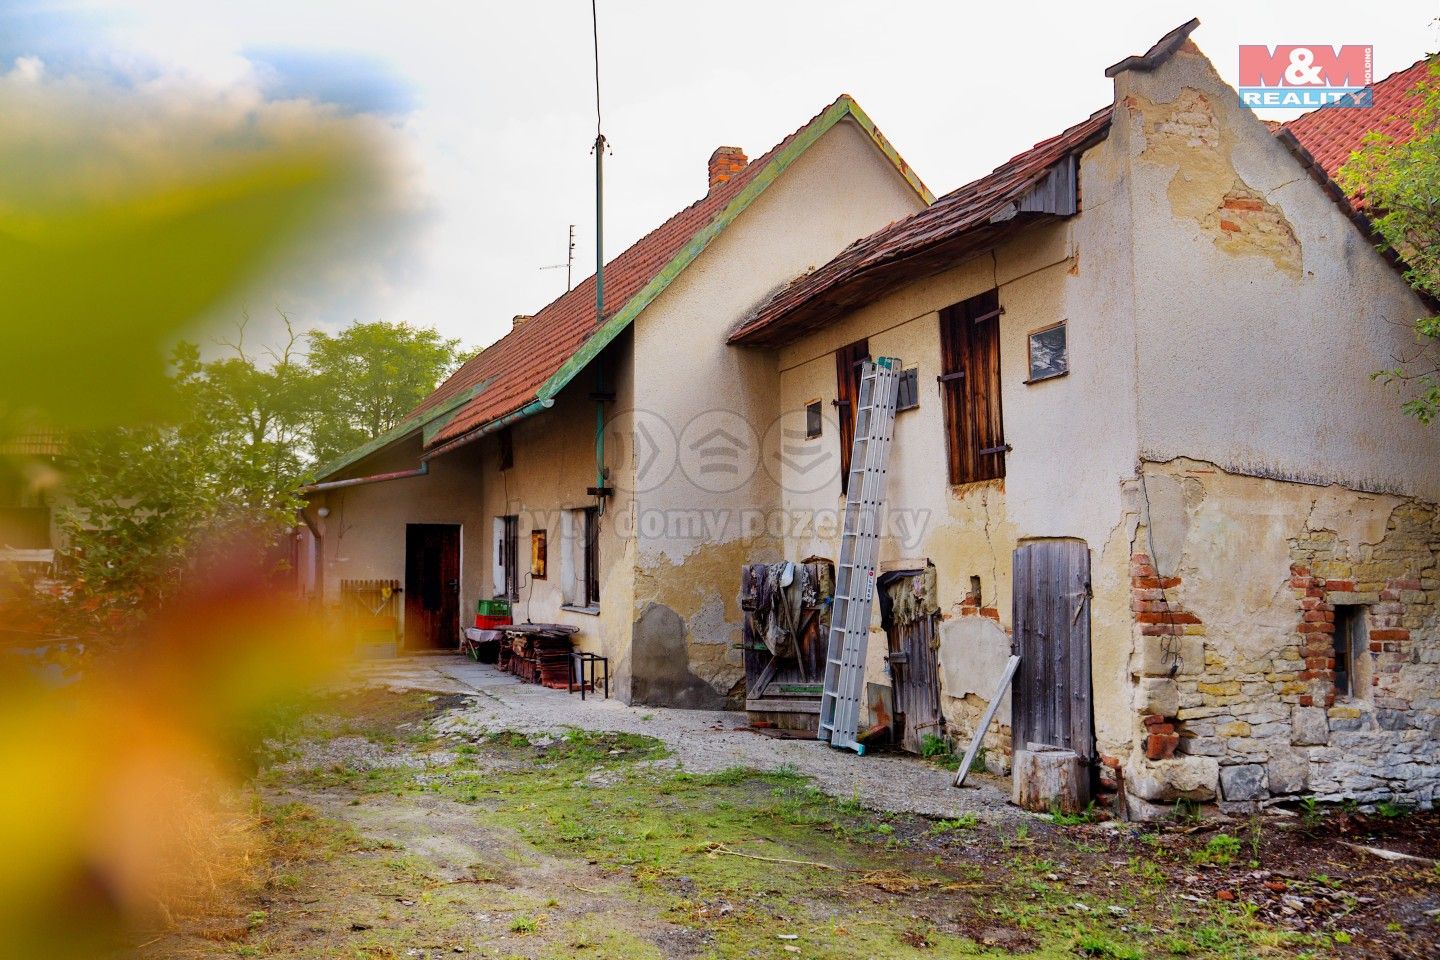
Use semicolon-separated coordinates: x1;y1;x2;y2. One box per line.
472;338;637;699
1115;43;1440;501
768;114;1144;763
314;435;489;643
1121;459;1440;815
314;340;636;690
628;116;929;707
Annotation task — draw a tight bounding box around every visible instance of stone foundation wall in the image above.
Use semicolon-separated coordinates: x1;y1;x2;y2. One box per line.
1286;502;1440;804
1121;463;1440;817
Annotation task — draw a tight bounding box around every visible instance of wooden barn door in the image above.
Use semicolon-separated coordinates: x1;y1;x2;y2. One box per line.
405;523;461;650
1011;540;1094;760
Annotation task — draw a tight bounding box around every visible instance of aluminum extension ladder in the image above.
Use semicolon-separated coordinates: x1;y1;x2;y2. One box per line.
818;357;902;753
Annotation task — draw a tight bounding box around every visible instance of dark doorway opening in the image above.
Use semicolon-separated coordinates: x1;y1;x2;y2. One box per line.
404;523;461;651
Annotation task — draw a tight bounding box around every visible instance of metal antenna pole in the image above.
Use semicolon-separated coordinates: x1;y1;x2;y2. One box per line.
591;0;605;328
590;0;610;507
539;224;577;292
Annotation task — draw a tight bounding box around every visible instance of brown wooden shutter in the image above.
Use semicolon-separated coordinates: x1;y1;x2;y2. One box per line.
939;290;1005;485
834;338;870;494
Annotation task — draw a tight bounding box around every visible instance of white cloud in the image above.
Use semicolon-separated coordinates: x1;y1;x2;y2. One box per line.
8;0;1440;356
7;55;45;82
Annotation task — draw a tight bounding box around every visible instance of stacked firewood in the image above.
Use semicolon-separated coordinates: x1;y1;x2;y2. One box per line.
497;631;574;689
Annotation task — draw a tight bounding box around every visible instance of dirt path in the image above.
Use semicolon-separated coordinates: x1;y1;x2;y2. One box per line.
134;671;1440;960
346;656;1019;821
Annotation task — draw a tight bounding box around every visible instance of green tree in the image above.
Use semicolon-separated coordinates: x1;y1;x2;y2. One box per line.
172;313;314;516
48;317;472;627
306;321;471;467
1338;58;1440;423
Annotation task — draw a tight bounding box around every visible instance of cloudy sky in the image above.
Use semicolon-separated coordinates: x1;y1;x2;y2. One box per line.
6;1;1437;353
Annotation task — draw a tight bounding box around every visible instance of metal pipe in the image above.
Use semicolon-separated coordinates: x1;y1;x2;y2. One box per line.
420;397;554;462
299;461;429;494
297;506;320;539
595;132;605;325
301;396;555;495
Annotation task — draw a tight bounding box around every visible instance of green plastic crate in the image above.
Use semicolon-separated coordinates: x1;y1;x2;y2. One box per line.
476;597;512;617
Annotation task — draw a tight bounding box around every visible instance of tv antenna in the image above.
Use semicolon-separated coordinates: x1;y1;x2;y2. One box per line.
540;223;577;291
591;0;608;325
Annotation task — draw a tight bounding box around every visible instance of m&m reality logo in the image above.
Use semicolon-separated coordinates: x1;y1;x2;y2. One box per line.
1238;45;1373;109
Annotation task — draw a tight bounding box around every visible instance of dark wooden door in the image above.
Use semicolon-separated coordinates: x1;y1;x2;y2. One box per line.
1011;540;1093;760
405;524;461;650
889;614;943;754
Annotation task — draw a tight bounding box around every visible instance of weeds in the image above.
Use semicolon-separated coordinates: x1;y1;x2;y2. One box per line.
1299;795;1323;830
918;733;962;771
929;814;979;834
216;689;1342;960
1076;932;1143;958
1247;813;1264;865
1171;798;1202;824
1190;833;1242;867
1048;802;1102;826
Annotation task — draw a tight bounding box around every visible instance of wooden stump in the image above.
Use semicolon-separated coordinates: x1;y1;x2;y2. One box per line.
1012;744;1088;813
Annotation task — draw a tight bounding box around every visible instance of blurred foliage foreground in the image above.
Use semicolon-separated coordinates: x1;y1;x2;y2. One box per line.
0;76;401;959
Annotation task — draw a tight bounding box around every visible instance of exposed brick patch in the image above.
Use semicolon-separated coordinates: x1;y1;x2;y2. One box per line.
1130;553;1204;641
1130;554;1202;759
1289;565;1339;707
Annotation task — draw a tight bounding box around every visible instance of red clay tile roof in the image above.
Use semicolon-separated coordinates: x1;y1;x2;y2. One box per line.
731;58;1437;349
727;108;1112;347
314;93;931;479
1283;56;1435;189
413;167;754;446
408;94;923;454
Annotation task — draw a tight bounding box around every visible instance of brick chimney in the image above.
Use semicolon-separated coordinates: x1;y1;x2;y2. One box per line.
512;314;532;330
708;146;747;191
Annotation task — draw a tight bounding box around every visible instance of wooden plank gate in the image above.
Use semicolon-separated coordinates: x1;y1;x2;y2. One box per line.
888;612;943;754
340;578;402;657
1011;540;1094;761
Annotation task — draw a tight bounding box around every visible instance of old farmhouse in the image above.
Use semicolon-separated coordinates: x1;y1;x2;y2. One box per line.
307;23;1440;814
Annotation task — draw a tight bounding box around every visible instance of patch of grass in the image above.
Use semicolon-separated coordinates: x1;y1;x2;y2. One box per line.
1376;800;1413;819
236;691;1339;960
928;814;979;834
1048;801;1102;826
1077;932;1144;958
1190;833;1242;867
918;733;963;771
262;802;371;861
1128;856;1166;887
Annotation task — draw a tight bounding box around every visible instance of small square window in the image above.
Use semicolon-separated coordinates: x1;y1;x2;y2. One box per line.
805;400;823;439
896;367;919;411
1026;321;1068;383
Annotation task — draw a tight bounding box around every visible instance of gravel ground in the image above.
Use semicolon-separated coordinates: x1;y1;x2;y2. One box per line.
344;654;1020;822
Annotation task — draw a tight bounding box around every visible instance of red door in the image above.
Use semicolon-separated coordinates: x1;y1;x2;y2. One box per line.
404;524;461;650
